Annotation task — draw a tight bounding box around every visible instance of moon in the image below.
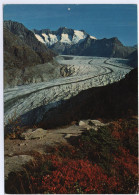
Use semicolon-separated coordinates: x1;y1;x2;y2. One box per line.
68;8;71;11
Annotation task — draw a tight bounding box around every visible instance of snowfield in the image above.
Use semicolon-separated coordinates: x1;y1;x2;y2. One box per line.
4;56;132;126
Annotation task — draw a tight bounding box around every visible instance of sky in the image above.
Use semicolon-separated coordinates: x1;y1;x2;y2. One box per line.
3;4;138;46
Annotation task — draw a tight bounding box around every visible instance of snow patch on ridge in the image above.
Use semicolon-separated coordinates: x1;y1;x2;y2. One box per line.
60;34;72;44
48;34;59;46
41;34;61;46
34;34;45;44
72;30;87;44
42;33;49;43
90;36;97;40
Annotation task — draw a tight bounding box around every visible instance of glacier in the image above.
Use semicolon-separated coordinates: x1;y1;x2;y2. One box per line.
4;56;132;127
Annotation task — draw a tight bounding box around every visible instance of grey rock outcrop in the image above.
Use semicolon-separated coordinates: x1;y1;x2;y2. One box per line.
5;155;33;179
60;65;75;77
19;128;47;140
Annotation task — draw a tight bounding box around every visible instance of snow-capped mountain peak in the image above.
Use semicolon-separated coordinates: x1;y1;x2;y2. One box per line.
33;27;97;46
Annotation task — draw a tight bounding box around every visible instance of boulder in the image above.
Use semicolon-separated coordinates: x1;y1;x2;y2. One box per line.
79;120;86;127
89;120;107;127
79;120;108;131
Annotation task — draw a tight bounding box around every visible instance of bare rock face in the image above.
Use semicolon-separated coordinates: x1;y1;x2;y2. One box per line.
5;155;33;179
19;128;47;140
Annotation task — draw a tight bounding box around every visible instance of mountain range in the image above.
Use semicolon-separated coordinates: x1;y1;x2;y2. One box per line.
33;27;136;58
4;20;137;64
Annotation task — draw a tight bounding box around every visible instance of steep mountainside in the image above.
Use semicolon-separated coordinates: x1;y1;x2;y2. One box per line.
64;37;135;58
4;21;61;88
4;27;42;69
34;27;135;58
127;49;138;67
4;20;55;69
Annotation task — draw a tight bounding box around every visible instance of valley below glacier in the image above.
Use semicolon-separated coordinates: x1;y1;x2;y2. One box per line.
4;55;132;128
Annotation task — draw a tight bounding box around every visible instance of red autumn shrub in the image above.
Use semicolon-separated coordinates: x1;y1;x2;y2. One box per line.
114;147;138;177
112;125;137;142
30;156;119;194
111;119;138;156
112;146;138;193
